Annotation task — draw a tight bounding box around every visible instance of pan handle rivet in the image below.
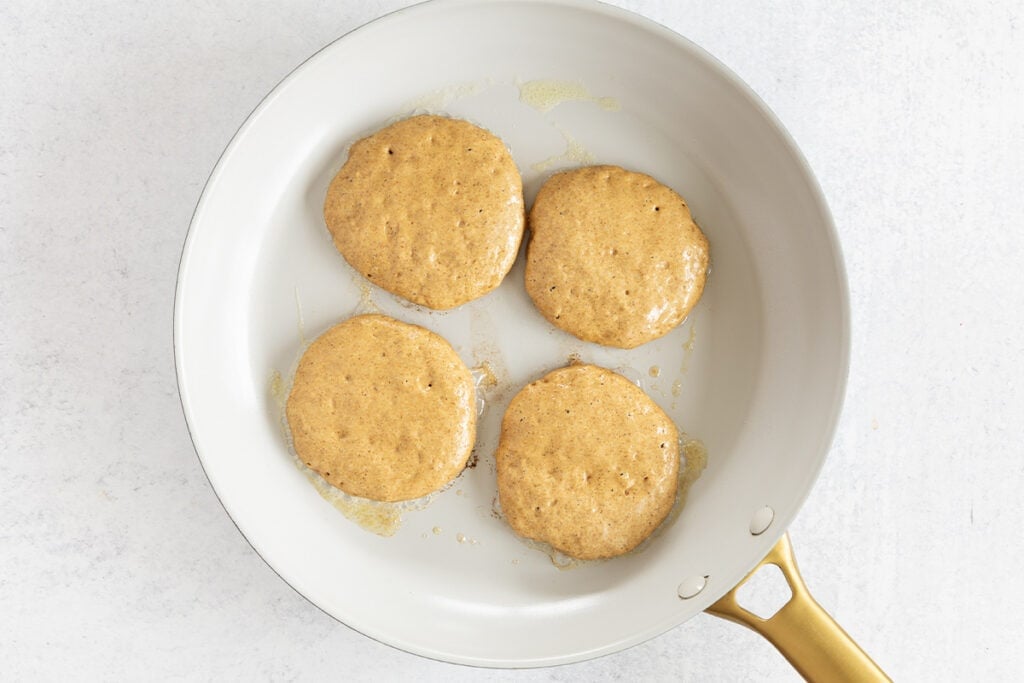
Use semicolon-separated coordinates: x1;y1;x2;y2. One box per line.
749;505;775;535
677;575;707;599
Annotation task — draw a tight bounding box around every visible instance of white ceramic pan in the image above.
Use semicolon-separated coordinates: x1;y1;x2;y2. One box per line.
174;1;887;678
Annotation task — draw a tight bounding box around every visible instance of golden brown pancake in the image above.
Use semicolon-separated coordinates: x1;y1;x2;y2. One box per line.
525;165;709;348
496;364;679;559
286;314;476;502
324;115;525;310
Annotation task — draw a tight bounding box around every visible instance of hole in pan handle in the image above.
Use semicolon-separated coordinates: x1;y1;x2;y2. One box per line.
705;533;891;683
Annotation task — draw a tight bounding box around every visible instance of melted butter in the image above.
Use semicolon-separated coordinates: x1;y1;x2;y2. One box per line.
530;129;596;173
322;490;403;537
294;287;307;345
292;458;440;537
294;456;404;536
269;369;290;439
471;361;499;389
357;281;381;313
290;449;424;536
269;369;285;406
649;365;661;378
404;80;489;112
469;307;513;413
639;436;708;547
518;79;621;113
670;323;698;404
519;538;591;571
470;363;497;417
680;322;697;374
455;532;481;546
277;355;439;536
676;437;709;511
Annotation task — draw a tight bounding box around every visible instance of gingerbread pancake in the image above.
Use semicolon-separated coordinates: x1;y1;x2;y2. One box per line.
496;363;679;559
286;314;476;502
324;115;525;310
525;165;709;348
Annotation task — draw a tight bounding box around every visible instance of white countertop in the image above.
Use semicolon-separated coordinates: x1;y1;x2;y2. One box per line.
3;1;1022;680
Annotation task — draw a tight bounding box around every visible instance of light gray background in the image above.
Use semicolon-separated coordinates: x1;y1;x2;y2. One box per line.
3;1;1022;680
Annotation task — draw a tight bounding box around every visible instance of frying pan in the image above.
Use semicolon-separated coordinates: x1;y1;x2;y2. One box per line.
174;0;888;678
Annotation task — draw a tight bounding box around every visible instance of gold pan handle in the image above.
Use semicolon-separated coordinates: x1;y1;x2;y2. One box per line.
706;533;891;683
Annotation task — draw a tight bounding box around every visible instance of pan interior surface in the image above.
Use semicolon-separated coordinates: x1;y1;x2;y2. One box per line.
174;0;848;667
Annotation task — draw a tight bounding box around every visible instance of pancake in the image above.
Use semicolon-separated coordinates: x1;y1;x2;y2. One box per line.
285;313;476;502
496;363;679;559
324;114;525;309
525;165;709;348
